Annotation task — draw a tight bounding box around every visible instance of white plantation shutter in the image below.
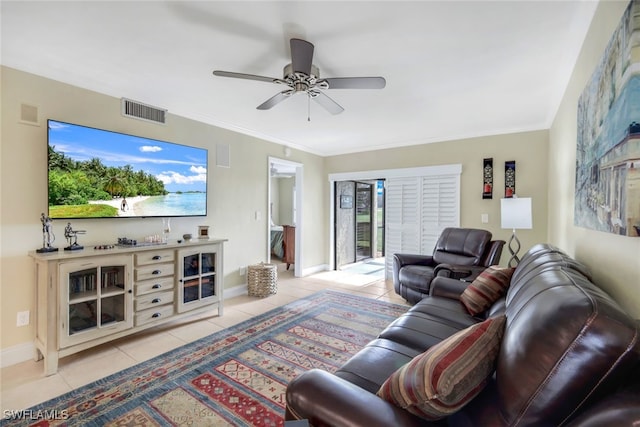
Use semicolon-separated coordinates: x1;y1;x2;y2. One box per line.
420;175;460;253
385;178;420;278
385;173;460;279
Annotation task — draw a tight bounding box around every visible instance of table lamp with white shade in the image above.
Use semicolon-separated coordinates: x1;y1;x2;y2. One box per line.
501;197;532;267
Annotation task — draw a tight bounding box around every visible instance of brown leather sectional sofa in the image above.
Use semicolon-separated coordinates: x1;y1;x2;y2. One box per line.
285;244;640;426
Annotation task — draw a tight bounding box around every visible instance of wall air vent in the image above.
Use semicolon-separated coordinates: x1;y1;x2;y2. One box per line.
121;98;167;124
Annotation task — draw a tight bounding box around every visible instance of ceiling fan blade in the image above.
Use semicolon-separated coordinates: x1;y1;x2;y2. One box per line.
257;91;293;110
312;91;344;115
320;77;386;89
290;38;314;75
213;70;278;84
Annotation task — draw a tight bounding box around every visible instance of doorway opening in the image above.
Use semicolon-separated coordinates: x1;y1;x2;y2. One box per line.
267;157;303;278
334;179;385;278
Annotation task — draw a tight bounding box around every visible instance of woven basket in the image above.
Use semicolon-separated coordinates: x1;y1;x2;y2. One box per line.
247;263;277;297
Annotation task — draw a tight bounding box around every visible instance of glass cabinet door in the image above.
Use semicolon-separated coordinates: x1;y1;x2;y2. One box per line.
178;247;218;313
60;256;132;348
182;253;200;304
201;252;216;298
68;267;99;334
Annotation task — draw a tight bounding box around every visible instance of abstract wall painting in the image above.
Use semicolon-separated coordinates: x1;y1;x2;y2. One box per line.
575;0;640;237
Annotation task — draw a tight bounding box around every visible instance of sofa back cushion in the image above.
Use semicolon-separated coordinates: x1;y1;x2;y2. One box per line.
492;247;640;426
510;243;592;286
432;228;492;266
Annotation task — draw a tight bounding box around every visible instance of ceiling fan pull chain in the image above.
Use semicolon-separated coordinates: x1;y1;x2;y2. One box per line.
308;93;311;122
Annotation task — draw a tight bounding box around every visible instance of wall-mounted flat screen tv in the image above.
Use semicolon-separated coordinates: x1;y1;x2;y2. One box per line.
47;119;207;219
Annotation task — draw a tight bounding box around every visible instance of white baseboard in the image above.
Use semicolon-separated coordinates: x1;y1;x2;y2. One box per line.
224;284;248;299
1;342;35;368
302;264;328;276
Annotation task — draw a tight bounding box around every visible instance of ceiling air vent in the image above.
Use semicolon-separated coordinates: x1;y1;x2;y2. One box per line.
121;98;167;124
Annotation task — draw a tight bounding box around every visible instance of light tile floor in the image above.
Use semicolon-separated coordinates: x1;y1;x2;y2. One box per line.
0;263;410;412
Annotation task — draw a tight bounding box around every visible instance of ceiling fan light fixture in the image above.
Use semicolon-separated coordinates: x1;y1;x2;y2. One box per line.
212;38;385;116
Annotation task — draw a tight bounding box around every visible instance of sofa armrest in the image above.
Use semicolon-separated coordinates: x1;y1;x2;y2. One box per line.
429;276;471;299
285;369;426;427
565;386;640;426
393;254;437;294
565;363;640;427
434;263;471;279
393;253;435;268
434;264;487;281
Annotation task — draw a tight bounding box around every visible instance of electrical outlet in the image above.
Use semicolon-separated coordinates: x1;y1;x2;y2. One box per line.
239;266;247;276
16;311;30;327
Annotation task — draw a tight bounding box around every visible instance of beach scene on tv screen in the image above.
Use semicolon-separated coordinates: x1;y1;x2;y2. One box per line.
48;120;207;218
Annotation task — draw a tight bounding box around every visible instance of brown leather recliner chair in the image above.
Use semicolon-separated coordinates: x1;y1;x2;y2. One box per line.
393;227;504;304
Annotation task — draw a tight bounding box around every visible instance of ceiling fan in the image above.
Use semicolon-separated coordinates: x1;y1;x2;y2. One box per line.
213;38;386;115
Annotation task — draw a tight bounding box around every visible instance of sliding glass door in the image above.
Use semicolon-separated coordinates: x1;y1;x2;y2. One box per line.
355;182;373;261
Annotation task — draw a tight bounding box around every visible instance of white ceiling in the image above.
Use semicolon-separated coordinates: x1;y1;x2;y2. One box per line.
1;1;597;156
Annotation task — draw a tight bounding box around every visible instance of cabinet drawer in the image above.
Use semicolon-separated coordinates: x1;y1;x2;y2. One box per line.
135;250;175;266
135;263;174;281
135;277;174;296
134;305;174;327
135;291;174;312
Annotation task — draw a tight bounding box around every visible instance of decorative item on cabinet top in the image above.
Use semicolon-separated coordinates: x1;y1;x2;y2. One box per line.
198;225;210;240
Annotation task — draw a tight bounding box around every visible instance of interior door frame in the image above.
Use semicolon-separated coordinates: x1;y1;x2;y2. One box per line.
267;156;303;277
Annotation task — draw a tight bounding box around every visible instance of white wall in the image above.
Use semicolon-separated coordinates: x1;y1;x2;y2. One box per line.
549;1;640;318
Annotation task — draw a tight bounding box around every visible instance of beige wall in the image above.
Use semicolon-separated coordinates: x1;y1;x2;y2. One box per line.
0;66;327;350
549;1;640;318
325;131;550;266
270;177;280;224
278;178;295;226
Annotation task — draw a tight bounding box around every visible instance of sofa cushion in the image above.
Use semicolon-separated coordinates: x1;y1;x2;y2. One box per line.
334;338;425;394
460;266;514;315
376;315;506;421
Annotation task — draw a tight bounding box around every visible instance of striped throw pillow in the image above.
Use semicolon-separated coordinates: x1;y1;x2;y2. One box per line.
377;315;506;420
460;266;515;315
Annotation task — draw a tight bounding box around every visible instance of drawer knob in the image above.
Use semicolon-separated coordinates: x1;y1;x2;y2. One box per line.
152;270;161;275
152;298;161;304
152;284;162;289
152;255;162;260
152;312;161;318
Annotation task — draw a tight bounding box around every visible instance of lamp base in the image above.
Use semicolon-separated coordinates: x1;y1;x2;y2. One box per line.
507;230;521;268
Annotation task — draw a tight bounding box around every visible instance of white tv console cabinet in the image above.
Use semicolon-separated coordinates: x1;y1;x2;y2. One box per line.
29;238;226;376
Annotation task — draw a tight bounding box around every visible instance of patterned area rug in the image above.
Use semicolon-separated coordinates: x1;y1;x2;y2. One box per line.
2;290;407;427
